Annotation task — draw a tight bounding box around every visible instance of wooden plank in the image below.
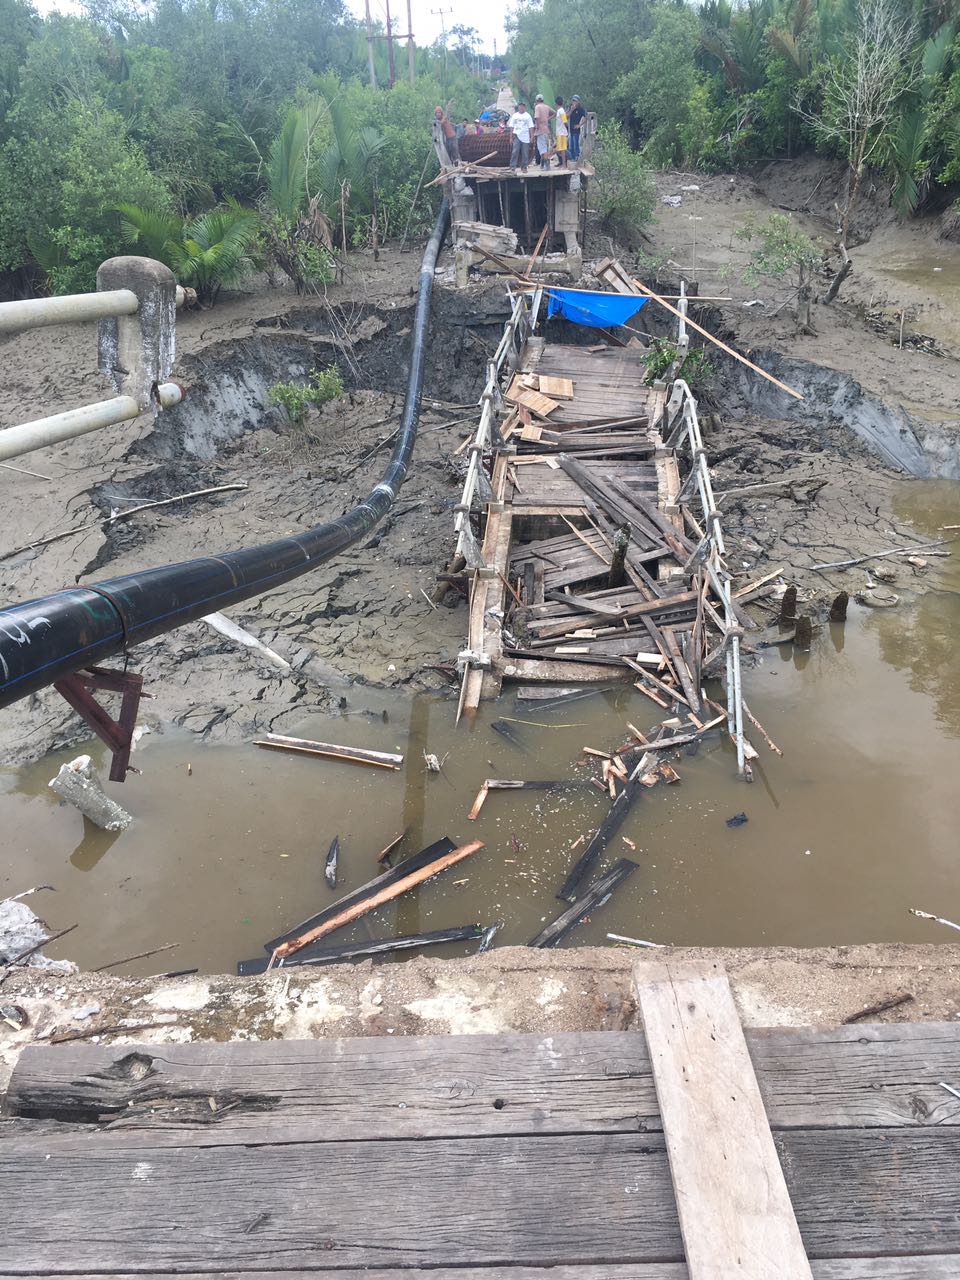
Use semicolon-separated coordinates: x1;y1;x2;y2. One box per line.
635;960;814;1280
537;375;575;399
4;1129;960;1269
254;734;402;770
502;657;634;684
530;859;639;947
27;1262;960;1280
7;1017;960;1139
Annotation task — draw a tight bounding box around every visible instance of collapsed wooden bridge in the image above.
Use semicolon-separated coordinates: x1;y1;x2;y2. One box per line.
455;281;769;774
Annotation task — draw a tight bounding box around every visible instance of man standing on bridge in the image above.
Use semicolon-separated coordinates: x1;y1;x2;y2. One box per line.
508;102;534;172
533;94;555;170
434;106;460;165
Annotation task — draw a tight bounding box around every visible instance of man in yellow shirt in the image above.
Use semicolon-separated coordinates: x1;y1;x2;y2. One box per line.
554;97;569;168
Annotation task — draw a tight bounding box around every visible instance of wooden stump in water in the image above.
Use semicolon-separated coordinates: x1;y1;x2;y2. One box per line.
829;590;849;623
794;615;813;650
778;585;797;629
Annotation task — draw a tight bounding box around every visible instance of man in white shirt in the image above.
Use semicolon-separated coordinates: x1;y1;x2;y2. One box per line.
507;103;534;172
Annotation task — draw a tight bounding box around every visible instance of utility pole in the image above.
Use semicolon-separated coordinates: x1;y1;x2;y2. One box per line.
363;0;377;88
384;0;397;88
432;7;452;99
406;0;415;83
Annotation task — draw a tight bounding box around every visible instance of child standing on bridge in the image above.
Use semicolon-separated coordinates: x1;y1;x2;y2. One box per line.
554;97;569;168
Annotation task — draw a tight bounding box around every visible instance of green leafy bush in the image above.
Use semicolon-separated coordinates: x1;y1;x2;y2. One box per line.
592;123;655;239
644;340;713;390
268;366;345;423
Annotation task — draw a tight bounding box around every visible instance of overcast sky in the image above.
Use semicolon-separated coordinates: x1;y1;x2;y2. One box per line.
32;0;511;55
345;0;509;56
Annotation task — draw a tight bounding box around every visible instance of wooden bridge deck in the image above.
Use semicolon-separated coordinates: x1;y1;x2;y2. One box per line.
2;962;960;1276
461;337;685;712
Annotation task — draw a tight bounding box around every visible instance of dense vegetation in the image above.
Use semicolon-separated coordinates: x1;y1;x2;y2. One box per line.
2;0;957;300
0;0;494;297
510;0;960;231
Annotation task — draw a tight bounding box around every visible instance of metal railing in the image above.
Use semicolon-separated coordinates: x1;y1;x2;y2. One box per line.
0;258;190;463
453;287;541;567
663;376;748;775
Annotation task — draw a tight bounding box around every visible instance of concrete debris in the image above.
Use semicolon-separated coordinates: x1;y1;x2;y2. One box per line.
0;898;76;974
48;755;133;831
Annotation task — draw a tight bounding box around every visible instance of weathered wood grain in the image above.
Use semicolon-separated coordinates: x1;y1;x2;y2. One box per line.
2;1130;960;1270
30;1263;960;1280
7;1025;960;1146
636;961;813;1278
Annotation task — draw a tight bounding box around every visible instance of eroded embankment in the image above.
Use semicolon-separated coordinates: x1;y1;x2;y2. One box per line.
729;349;960;479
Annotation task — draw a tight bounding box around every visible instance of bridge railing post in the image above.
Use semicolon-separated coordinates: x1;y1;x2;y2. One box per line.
96;255;178;411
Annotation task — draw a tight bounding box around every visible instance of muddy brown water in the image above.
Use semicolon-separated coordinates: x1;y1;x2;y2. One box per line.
2;480;958;977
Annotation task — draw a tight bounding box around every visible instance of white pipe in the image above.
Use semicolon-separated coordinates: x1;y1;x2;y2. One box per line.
0;382;183;462
0;290;139;334
0;286;191;335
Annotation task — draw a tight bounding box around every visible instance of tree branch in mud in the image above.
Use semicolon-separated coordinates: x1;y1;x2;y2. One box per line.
795;0;913;254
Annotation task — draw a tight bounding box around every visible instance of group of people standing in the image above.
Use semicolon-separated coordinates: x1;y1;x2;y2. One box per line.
507;94;585;172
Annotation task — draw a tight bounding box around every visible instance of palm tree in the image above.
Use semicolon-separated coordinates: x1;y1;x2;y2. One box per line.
892;21;954;214
116;198;258;304
258;91;386;292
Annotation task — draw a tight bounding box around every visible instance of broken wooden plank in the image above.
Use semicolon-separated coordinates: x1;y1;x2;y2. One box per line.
635;960;814;1280
272;840;484;960
530;859;639;948
238;926;485;975
557;781;642;902
265;837;456;952
255;734;402;770
10;1023;960;1143
505;379;561;418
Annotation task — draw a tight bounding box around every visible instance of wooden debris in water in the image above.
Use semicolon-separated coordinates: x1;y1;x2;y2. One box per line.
271;840;484;961
530;859;639;948
324;837;339;890
265;837;456;952
238;926;486;975
255;733;403;770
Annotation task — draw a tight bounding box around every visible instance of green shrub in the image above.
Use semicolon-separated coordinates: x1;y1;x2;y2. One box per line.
268;366;345;423
644;340;713;390
592;123;655;238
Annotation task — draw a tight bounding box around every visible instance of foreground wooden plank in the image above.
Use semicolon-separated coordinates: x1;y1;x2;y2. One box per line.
31;1263;960;1280
8;1025;960;1147
2;1129;960;1270
635;960;813;1279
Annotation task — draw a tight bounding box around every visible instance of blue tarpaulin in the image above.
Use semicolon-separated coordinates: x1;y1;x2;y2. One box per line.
546;288;648;329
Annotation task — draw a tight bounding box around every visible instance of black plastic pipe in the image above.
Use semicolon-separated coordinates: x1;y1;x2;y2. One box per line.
0;201;450;711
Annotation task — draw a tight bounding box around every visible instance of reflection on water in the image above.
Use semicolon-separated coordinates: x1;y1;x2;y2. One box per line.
1;478;958;975
877;480;960;736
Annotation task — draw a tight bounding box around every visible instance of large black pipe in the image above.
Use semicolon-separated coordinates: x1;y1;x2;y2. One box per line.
0;201;450;711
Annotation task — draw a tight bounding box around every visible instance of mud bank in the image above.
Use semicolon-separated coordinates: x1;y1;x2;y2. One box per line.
726;349;959;478
0;256;512;765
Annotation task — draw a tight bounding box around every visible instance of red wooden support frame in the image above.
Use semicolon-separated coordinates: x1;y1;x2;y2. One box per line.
53;666;147;783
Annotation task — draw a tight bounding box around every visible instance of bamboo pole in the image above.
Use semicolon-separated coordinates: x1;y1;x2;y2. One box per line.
272;840;484;959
